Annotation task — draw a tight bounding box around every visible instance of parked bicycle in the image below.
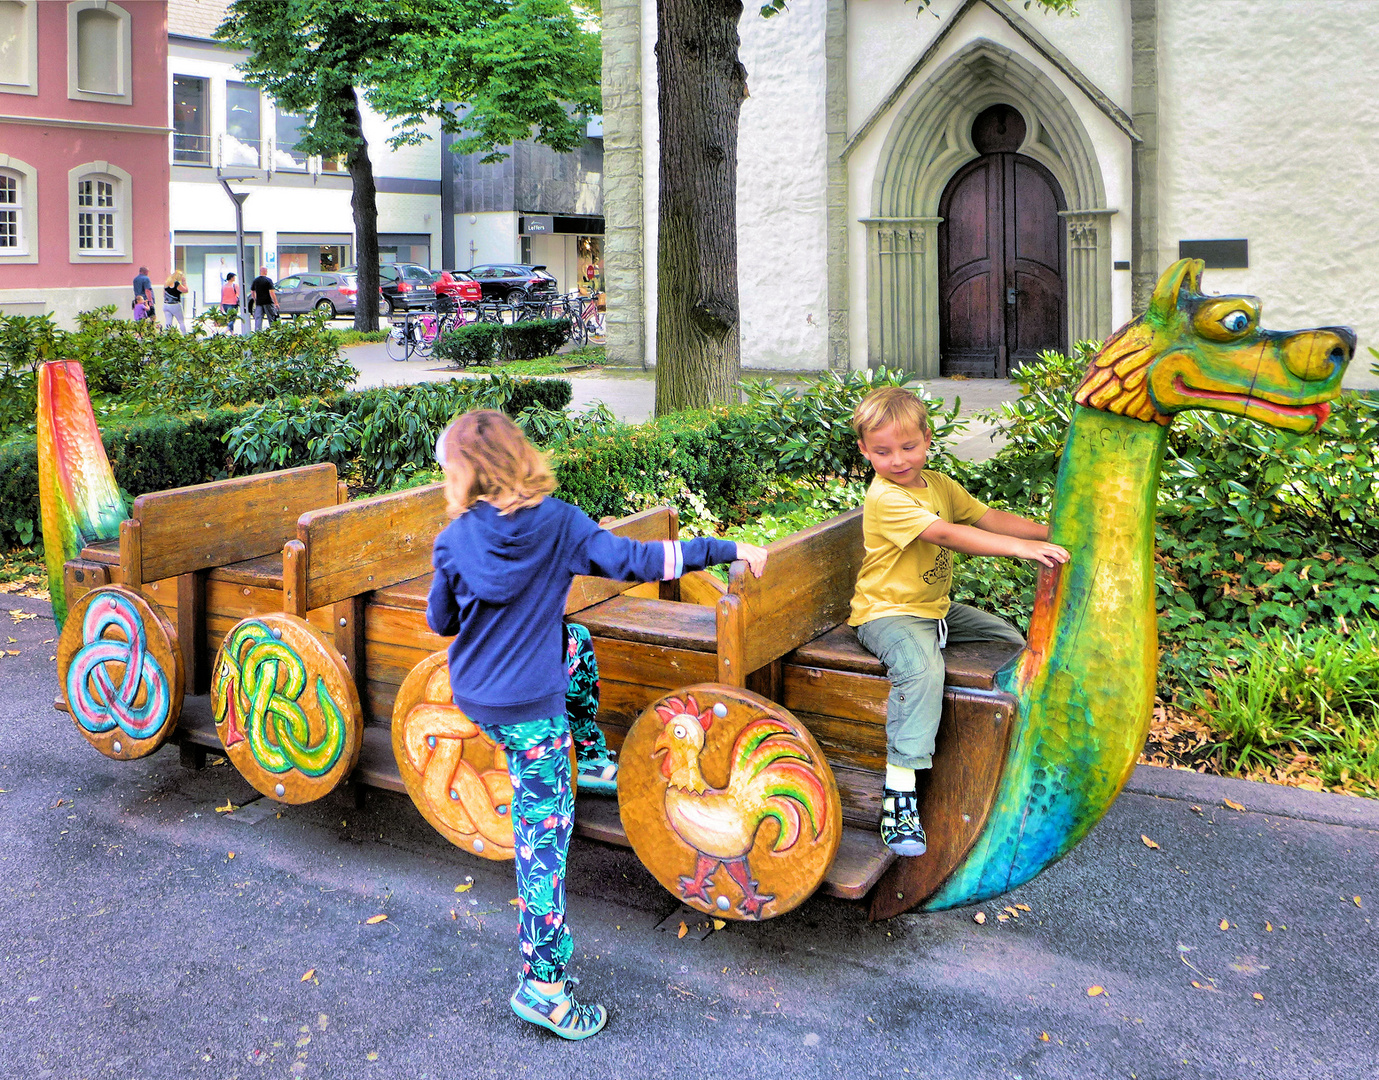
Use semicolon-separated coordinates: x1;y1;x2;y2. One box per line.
385;296;464;361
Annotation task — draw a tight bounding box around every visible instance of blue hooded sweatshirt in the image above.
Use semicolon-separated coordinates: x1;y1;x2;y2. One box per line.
426;497;738;727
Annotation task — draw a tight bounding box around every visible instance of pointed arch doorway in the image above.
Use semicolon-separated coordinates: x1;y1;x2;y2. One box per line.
937;104;1066;377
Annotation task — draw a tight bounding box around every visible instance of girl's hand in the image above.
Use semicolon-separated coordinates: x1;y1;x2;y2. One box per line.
1018;540;1071;567
736;542;769;578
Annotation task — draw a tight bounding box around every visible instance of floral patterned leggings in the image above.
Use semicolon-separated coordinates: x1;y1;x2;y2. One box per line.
472;624;606;983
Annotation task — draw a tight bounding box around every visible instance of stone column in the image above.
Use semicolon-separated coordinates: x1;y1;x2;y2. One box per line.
824;0;849;371
1130;0;1160;315
864;217;941;378
1061;208;1115;346
601;0;645;366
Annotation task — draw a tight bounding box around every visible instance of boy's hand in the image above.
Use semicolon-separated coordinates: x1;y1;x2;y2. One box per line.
735;542;769;578
1016;540;1071;567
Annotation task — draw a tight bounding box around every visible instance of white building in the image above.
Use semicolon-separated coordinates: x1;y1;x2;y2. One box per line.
167;0;441;312
602;0;1379;388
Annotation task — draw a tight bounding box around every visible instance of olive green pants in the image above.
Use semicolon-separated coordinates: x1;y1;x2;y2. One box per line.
855;604;1025;770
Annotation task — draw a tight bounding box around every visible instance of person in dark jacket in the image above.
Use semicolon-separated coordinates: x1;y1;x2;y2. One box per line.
427;410;766;1040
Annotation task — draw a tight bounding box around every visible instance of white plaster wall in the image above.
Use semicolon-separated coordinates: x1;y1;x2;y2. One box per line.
640;0;659;366
844;1;1136;370
1158;0;1379;389
0;287;130;329
454;212;520;269
1019;0;1130;111
737;0;830;370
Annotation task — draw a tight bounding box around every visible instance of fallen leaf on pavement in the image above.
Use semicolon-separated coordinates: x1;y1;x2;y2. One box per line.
677;921;688;939
1190;805;1202;814
6;650;20;656
301;969;315;982
366;1052;378;1061
1223;798;1245;811
1354;896;1362;908
227;852;235;859
366;914;388;925
1265;922;1273;932
455;883;472;893
8;610;37;622
997;913;1009;922
215;800;236;813
1039;1032;1050;1041
712;919;725;930
973;912;987;924
508;898;521;906
1015;903;1031;912
1087;986;1104;997
1219;919;1230;930
51;798;64;808
1253;993;1264;1001
1004;906;1020;918
1141;835;1160;849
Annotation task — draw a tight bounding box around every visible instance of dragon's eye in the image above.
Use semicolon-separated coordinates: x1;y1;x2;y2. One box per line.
1220;310;1250;333
673;724;686;739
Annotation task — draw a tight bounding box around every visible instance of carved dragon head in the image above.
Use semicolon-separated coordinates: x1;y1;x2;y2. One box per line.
1075;259;1353;434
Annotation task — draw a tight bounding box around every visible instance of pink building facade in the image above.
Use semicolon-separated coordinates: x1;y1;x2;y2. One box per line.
0;0;170;325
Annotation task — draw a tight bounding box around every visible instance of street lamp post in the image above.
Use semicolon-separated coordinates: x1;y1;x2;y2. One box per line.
218;178;252;337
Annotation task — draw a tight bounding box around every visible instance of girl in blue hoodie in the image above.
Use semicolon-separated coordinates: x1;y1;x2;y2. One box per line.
427;410;766;1040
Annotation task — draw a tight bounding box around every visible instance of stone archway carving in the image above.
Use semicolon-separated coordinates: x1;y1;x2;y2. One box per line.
866;39;1113;375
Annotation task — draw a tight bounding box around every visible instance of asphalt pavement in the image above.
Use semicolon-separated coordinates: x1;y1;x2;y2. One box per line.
2;591;1376;1080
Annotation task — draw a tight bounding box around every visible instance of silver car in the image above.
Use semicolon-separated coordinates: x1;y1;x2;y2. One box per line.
274;271;358;317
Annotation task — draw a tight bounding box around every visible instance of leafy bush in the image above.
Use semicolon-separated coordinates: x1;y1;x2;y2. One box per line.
434;322;502;367
502;318;571;362
722;367;968;483
0;313;67;439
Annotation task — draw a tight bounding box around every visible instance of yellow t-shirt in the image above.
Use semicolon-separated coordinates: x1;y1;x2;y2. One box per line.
848;471;990;624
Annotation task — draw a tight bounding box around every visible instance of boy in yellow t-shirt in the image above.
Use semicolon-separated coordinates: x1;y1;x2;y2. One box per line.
849;387;1070;856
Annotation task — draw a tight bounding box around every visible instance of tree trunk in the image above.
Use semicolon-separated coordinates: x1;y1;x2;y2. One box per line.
653;0;746;415
344;88;381;332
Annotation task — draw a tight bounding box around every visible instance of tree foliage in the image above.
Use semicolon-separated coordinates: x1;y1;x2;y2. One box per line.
215;0;600;328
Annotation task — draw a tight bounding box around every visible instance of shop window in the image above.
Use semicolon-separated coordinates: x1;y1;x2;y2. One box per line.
68;2;132;105
172;75;211;166
225;82;262;168
0;1;38;95
69;162;131;263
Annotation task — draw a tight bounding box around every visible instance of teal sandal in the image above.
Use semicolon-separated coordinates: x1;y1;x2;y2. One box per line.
510;976;608;1040
576;750;619;795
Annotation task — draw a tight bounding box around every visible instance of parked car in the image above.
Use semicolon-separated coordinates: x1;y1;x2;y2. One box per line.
465;264;557;305
274;271;358;317
433;270;483;305
342;263;437;316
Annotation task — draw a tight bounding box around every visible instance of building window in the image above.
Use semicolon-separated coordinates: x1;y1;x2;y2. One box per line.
0;1;38;96
172;75;211;165
225;82;262;167
0;170;22;250
67;1;132;105
68;162;131;263
273;110;308;171
0;155;36;262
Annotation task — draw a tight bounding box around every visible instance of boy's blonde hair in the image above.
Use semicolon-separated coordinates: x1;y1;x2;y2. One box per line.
436;410;556;518
851;386;930;442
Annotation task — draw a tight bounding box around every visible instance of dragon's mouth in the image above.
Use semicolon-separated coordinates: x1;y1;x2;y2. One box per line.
1172;376;1332;431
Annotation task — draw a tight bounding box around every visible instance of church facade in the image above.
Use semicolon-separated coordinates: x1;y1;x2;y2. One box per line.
601;0;1378;387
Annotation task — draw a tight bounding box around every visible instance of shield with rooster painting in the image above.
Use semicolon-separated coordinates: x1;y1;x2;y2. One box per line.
618;683;842;920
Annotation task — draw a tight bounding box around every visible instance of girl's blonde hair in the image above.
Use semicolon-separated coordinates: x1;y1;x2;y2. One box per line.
436;410;556;518
165;270;187;288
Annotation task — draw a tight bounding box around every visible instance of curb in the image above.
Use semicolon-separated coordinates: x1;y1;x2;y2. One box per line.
1124;763;1379;831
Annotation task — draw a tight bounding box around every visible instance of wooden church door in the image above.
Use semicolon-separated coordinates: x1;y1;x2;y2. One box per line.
938;105;1066;378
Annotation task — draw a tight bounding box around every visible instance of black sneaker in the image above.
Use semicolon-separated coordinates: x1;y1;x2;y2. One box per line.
880;788;927;856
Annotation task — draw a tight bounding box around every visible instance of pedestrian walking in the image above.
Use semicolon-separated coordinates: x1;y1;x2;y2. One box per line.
132;266;155;321
425;410;765;1040
249;267;278;330
220;272;240;332
162;271;189;331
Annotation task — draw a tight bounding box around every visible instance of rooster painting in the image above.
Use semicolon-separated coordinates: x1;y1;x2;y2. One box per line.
652;694;830;918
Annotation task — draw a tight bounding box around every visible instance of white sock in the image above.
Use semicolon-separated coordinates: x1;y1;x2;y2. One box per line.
885;764;916;792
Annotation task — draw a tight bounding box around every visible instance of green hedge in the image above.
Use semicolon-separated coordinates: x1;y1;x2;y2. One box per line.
433;318;572;368
552;407;763;522
433;323;501;367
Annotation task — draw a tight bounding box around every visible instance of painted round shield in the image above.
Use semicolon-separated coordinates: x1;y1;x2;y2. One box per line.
618;684;842;921
391;650;578;861
57;586;184;760
210;612;362;804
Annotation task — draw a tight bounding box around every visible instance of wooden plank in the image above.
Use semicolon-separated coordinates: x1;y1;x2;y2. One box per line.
370;573;430;612
588;637;718;690
564;506;676;614
63;560;110;608
869;688;1018;919
209;552;284;589
78;538;119;565
363;603;450;653
283;540;307;618
729;508;864;674
205;578;285;623
787;624;1019;691
363;637;445;689
131;464;338;583
120;517;143;589
354;725;406;793
298;483;448;611
781;663;889;726
571;596;716;651
679;570;726;607
335;595;367;703
177;571;208;695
